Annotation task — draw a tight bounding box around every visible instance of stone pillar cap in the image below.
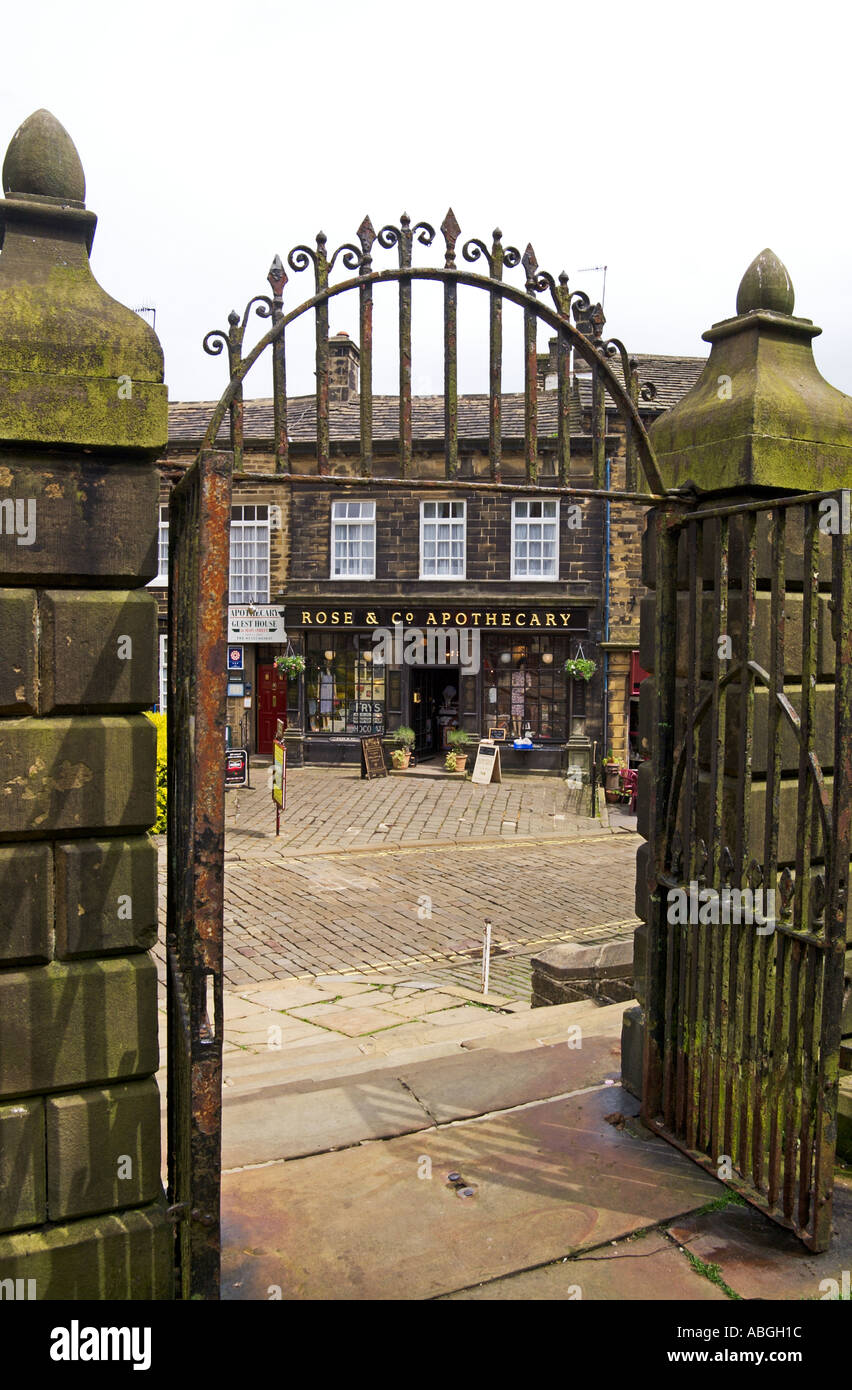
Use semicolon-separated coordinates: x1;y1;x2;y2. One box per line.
0;110;166;453
649;249;852;493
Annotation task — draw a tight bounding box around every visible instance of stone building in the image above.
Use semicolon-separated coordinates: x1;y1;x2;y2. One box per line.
156;332;704;772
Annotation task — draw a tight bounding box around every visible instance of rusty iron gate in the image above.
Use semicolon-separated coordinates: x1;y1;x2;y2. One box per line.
166;449;232;1298
642;492;852;1250
168;208;850;1294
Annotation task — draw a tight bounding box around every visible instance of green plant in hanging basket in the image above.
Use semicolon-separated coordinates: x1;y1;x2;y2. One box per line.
563;656;596;681
275;654;306;678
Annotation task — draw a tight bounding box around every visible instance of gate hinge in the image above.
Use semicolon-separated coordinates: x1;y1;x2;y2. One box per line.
166;1202;189;1223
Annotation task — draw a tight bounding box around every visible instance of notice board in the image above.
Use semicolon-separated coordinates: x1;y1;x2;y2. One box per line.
272;739;286;808
471;740;502;785
225;748;249;788
361;735;388;779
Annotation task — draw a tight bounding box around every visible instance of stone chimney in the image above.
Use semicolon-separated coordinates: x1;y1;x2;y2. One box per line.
328;331;360;402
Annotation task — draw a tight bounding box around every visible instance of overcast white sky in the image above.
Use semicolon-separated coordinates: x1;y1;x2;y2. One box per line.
3;0;852;405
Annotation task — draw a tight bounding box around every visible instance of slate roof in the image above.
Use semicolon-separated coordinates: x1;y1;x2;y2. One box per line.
166;354;707;447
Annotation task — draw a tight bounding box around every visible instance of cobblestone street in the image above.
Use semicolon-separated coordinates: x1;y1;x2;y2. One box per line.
157;769;639;989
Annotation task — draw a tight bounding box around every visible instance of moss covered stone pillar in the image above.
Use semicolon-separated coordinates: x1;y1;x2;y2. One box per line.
0;111;172;1297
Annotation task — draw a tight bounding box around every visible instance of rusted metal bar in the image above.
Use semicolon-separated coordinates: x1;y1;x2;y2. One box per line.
522;244;540;483
441;210;460;479
167;448;232;1299
268;256;289;473
398;214;413;475
754;506;786;1190
357;217;376;477
733;515;757;1175
315;233;330;474
642;508;680;1126
271;470;672;505
554;274;572;486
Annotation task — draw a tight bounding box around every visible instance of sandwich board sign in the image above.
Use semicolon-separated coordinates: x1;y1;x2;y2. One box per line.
471;739;502;785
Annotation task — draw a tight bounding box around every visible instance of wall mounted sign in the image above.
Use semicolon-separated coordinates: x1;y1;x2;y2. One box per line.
225;748;249;787
228;646;244;670
289;605;587;632
228;606;287;642
471;740;502;784
360;735;388;779
227;681;245;698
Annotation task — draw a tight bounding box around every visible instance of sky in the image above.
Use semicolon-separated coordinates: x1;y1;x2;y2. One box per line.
3;0;852;406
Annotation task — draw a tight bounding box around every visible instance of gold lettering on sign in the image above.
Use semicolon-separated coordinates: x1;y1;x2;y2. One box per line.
502;614;511;625
516;615;526;625
441;612;451;625
316;611;327;624
560;614;571;626
529;614;541;627
302;612;312;624
331;612;340;624
427;611;438;626
545;614;556;627
455;612;467;625
406;611;414;623
486;614;497;625
391;611;401;624
344;612;353;625
470;612;481;625
366;611;379;625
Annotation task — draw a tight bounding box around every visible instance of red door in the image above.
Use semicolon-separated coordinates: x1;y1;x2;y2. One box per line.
257;665;287;754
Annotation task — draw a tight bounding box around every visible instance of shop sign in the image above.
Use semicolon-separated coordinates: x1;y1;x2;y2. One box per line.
228;606;286;642
471;740;502;785
345;701;384;733
225;748;249;787
228;645;244;670
290;605;587;631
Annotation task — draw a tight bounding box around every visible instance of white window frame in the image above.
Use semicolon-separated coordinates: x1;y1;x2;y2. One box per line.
158;633;168;712
419;499;466;580
229;503;270;604
330;500;376;580
147;504;169;587
511;498;560;581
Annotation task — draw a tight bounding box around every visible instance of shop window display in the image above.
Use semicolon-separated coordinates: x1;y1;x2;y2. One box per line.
305;633;385;735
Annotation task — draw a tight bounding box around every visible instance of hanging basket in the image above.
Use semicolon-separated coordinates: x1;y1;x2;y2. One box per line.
275;653;305;678
563;656;596;681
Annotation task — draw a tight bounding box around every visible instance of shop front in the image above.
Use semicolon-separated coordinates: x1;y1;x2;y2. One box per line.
284;603;596;773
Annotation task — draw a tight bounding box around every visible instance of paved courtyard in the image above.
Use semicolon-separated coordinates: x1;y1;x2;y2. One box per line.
156;769;639;990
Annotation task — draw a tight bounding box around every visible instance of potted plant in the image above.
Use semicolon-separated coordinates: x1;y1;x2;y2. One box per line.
446;727;472;772
444;751;458;773
275;653;305;679
390;725;416;770
563;655;596;682
602;750;621;803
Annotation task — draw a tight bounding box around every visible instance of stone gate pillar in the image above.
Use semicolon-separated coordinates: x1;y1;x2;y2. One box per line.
624;250;852;1122
0;111;171;1297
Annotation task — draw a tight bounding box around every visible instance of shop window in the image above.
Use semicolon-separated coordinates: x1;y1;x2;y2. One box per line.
420;500;466;578
331;500;375;579
511;499;559;580
230;504;270;604
482;635;584;741
305;632;385;735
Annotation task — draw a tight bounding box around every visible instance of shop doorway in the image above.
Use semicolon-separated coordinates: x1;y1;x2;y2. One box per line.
257;664;287;754
409;666;460;757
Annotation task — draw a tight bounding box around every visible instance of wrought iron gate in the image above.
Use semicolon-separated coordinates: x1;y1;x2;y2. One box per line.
166;449;232;1298
642;492;852;1250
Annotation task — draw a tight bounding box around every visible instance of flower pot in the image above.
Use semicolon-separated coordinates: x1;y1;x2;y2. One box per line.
392;750;411;770
454;754;468;772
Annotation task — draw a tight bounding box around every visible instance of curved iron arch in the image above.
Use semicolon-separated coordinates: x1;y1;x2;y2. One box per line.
200;216;666;495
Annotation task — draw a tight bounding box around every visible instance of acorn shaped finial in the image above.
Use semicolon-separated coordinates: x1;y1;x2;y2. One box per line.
2;109;86;203
735;248;794;316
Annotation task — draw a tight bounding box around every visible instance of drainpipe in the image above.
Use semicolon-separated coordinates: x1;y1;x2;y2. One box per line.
603;456;612;765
